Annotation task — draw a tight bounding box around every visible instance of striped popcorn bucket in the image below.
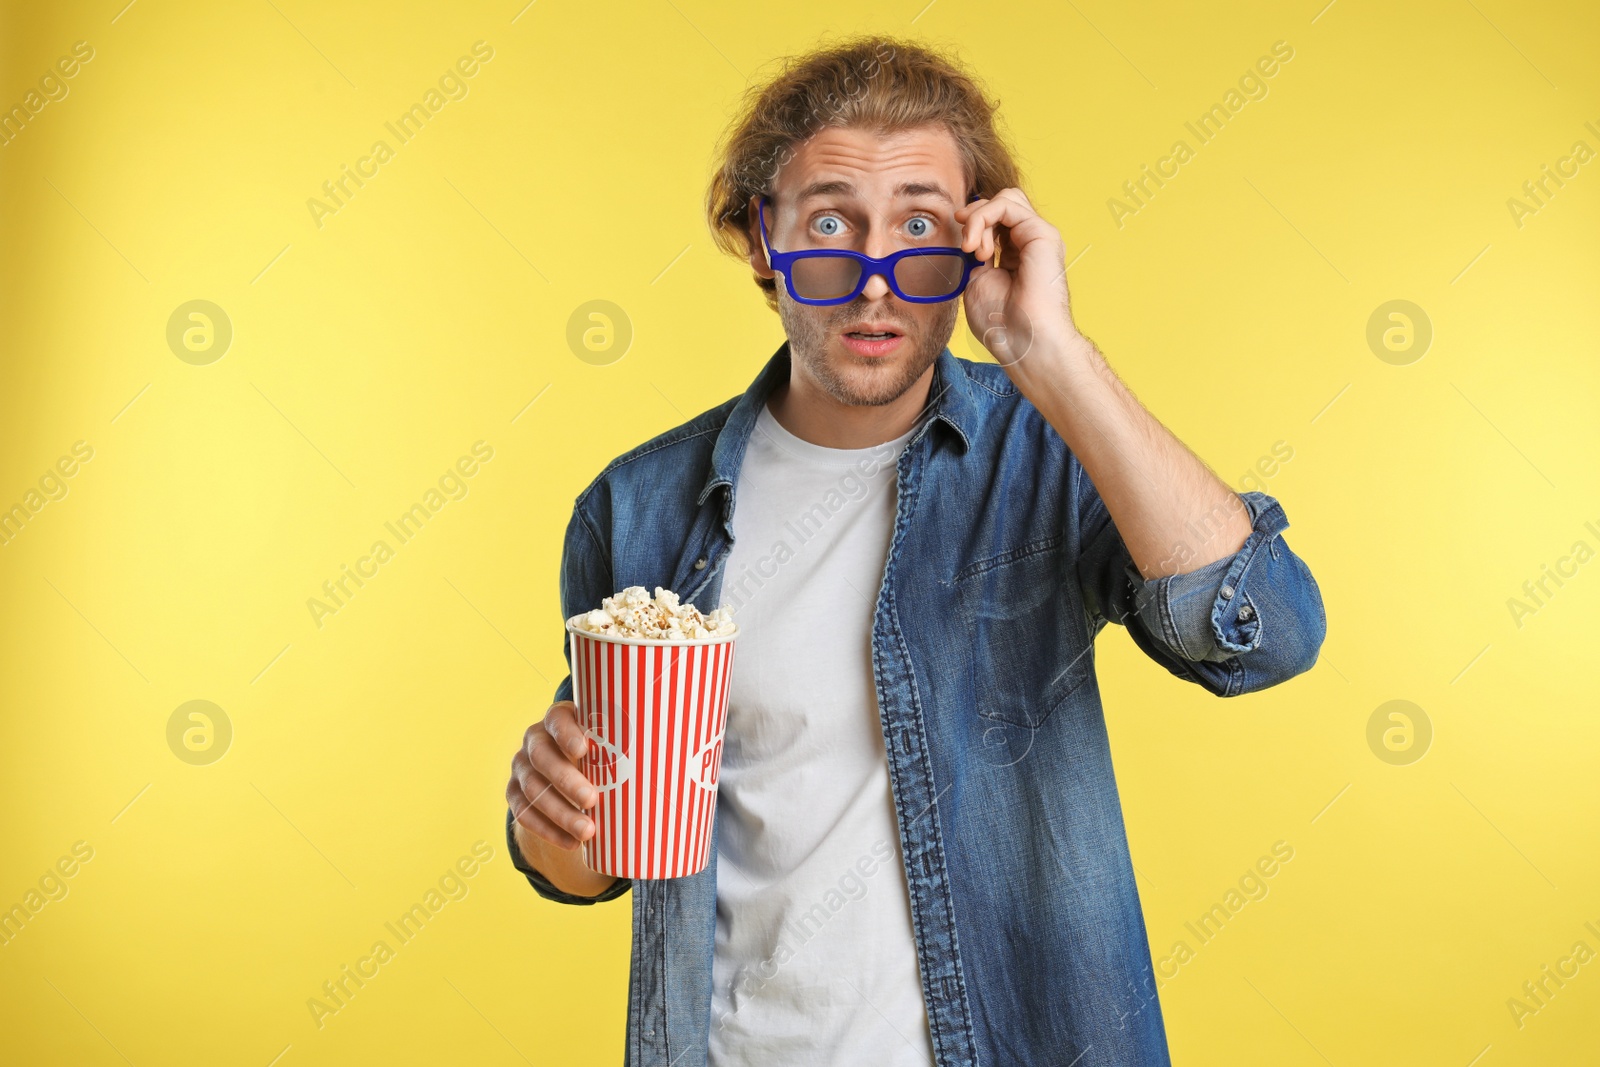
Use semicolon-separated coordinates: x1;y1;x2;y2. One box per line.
565;617;736;879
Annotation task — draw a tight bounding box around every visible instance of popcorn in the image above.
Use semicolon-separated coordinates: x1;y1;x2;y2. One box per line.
572;585;736;641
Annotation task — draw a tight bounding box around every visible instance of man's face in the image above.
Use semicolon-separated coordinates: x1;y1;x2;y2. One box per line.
749;124;969;408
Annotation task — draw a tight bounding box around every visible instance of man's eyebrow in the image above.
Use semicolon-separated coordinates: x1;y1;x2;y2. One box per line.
793;180;954;204
795;179;858;202
895;181;953;204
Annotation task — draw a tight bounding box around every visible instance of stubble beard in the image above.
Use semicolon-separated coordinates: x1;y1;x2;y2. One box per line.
776;290;959;408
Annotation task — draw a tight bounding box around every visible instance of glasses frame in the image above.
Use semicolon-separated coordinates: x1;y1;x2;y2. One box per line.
757;194;985;307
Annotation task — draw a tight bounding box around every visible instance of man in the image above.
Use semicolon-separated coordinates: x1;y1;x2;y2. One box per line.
505;36;1325;1067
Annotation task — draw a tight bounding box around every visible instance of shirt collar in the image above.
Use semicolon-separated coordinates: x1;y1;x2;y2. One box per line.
697;340;977;521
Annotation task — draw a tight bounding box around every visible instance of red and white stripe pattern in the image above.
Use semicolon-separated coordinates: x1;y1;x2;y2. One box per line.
568;626;736;879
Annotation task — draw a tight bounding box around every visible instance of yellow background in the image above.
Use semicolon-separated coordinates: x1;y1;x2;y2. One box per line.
2;0;1597;1063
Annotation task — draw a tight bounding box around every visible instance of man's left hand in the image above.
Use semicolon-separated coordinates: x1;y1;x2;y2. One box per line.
955;188;1081;374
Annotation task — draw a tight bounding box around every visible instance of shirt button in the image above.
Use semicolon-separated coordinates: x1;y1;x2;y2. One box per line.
694;558;707;570
1219;585;1234;600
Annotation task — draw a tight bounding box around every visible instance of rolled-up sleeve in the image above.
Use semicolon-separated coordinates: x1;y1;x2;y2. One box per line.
506;497;633;905
1075;470;1327;697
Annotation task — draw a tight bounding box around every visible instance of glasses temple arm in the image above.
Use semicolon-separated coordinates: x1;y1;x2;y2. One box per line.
756;196;773;268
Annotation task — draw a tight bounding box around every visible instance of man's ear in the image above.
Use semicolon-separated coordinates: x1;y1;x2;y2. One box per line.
746;195;776;281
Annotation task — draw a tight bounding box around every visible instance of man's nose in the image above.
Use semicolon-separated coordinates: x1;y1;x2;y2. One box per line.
860;221;897;300
861;269;892;300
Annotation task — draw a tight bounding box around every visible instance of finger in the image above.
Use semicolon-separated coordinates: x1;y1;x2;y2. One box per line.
508;782;581;851
527;731;599;810
542;702;589;762
514;752;595;841
960;193;1061;273
956;198;988;250
961;190;1041;251
976;192;1031;262
965;204;1002;262
533;780;594;842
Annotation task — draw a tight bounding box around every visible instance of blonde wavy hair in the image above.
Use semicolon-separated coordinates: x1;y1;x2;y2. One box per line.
705;35;1024;312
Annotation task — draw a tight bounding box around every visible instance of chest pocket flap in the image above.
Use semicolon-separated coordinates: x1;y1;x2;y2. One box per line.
952;534;1094;728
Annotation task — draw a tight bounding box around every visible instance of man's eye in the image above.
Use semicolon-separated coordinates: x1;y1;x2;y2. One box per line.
906;217;932;238
815;216;844;237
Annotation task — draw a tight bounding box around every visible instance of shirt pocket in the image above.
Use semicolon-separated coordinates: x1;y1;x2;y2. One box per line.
952;534;1093;729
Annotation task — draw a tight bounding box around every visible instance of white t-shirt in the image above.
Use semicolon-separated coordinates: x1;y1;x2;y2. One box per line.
708;401;935;1067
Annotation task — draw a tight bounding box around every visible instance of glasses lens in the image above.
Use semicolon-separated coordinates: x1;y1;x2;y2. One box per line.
893;254;967;299
788;256;862;302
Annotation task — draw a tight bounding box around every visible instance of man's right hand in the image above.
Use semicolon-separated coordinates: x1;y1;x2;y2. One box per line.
507;701;618;898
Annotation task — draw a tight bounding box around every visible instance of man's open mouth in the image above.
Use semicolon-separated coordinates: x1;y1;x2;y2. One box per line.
845;330;899;340
839;325;906;357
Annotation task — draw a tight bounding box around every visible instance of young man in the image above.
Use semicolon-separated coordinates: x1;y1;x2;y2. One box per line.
505;36;1325;1067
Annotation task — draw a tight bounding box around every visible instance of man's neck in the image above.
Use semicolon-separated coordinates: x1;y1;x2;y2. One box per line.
765;359;936;450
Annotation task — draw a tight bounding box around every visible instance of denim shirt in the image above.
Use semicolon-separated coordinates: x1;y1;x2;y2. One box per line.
508;341;1327;1066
